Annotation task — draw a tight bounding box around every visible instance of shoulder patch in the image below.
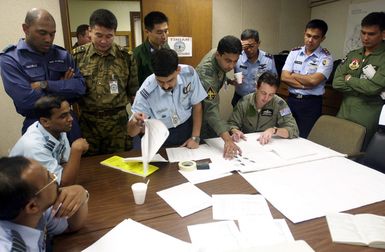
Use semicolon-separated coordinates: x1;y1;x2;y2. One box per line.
206;86;217;100
2;44;16;53
279;107;292;116
278;100;284;106
321;48;330;55
265;53;273;59
72;45;86;55
291;46;301;51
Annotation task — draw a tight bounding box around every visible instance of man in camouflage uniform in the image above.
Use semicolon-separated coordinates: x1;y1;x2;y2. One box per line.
73;9;139;155
196;35;242;159
228;72;299;145
133;11;169;85
333;12;385;149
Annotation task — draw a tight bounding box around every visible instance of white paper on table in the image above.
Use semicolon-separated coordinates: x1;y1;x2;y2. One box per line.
156;182;212;217
178;161;235;184
141;119;169;174
82;219;193;252
212;194;273;220
238;217;294;246
187;220;250;251
123;154;168;163
241;157;385;223
225;240;315;252
166;144;222;163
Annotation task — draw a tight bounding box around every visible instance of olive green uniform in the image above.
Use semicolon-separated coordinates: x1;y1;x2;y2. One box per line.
228;93;299;138
196;49;229;139
73;43;139;155
133;39;170;85
333;42;385;148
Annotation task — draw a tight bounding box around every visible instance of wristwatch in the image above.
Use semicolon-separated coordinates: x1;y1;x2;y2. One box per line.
273;127;278;135
191;136;200;143
39;81;48;90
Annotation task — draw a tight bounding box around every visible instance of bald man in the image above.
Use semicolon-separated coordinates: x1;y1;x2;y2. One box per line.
0;8;85;143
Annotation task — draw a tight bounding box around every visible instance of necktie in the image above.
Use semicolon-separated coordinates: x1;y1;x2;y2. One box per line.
11;229;27;252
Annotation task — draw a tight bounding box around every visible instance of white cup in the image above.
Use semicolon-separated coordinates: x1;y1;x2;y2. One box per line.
234;72;243;84
131;182;148;205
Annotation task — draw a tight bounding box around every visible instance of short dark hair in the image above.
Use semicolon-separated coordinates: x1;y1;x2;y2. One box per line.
144;11;168;31
305;19;328;37
34;95;66;119
361;12;385;31
241;29;259;42
89;9;118;31
217;35;242;55
76;24;89;38
151;48;179;77
257;71;279;89
0;156;37;220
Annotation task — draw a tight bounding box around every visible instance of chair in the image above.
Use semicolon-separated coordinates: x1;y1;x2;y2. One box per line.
359;131;385;172
307;115;366;158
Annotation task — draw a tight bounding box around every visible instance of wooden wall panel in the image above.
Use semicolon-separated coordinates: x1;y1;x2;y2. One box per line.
141;0;212;67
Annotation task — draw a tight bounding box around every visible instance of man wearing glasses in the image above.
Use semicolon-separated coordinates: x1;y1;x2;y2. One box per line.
0;156;88;251
231;29;277;107
10;95;89;186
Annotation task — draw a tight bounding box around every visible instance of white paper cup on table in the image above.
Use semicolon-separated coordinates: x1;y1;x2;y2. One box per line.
234;72;243;84
131;182;148;205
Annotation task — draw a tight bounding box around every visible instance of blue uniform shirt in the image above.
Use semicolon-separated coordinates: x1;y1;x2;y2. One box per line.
282;45;333;96
10;121;70;183
132;64;207;129
234;50;277;96
0;39;85;117
0;208;68;252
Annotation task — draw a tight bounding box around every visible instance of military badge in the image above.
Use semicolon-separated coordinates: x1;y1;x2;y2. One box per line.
183;82;192;94
349;59;360;70
261;109;273;117
322;59;329;66
207;87;216;100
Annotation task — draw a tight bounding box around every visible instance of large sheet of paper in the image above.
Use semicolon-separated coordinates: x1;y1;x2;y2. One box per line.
82;219;193;252
141;119;169;175
241;157;385;223
212;194;272;220
157;182;212;217
124;154;168;163
206;134;345;172
178;162;234;184
225;240;315;252
166;144;222;162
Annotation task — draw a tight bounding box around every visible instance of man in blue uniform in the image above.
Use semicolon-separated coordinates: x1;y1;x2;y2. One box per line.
128;48;207;148
0;8;85;143
232;29;277;107
281;19;333;138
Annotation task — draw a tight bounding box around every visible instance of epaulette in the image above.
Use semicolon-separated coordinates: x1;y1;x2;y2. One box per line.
2;44;16;53
265;53;273;59
180;65;195;77
321;48;330;55
291;46;301;51
118;46;133;55
72;45;86;55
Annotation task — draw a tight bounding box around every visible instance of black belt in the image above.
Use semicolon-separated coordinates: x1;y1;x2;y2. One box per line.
289;93;322;99
82;107;126;117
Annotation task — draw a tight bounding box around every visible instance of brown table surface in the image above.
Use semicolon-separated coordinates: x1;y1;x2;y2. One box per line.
54;150;385;252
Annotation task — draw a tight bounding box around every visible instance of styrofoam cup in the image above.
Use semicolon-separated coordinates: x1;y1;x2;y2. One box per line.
234;72;242;84
131;182;147;205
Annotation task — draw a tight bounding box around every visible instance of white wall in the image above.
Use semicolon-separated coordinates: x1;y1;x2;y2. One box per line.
0;0;64;156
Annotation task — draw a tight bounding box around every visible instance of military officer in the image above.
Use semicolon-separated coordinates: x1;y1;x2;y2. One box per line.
228;72;299;145
73;9;139;155
128;48;207;148
281;19;333;138
232;29;277;107
196;35;242;159
333;12;385;149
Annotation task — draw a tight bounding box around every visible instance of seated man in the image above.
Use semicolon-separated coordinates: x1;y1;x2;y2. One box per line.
10;96;89;186
0;156;88;251
128;48;207;148
228;72;299;145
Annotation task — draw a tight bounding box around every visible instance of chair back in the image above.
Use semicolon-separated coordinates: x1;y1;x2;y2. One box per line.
307;115;366;157
360;131;385;173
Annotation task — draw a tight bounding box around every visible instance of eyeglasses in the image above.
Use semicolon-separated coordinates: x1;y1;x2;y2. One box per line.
35;173;58;196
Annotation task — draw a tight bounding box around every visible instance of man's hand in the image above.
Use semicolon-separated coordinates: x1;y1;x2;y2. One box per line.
61;68;75;80
257;128;274;145
71;138;89;154
230;129;247;142
181;138;199;149
52;185;88;218
223;139;242;160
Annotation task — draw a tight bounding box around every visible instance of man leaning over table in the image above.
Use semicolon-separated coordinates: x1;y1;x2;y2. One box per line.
0;156;88;252
128;48;207;148
10;95;89;187
228;71;299;145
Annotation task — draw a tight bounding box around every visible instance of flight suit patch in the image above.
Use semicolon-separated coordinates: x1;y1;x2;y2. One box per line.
280;107;291;116
183;82;191;94
261;109;273;116
207;87;216;100
349;59;360;70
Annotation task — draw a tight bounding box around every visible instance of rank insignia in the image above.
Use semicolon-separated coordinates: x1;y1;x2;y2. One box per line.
349;59;360;70
183;82;192;94
207;87;216;100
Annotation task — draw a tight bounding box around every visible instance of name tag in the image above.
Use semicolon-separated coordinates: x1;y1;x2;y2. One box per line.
261;109;273;117
294;61;302;65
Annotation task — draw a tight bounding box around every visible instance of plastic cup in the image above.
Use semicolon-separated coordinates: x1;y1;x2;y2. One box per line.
131;182;148;205
234;72;242;84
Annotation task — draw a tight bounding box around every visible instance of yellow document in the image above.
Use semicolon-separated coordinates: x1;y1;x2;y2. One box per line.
100;156;159;177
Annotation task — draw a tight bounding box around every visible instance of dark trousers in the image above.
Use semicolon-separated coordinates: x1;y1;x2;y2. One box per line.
164;116;193;147
288;95;322;138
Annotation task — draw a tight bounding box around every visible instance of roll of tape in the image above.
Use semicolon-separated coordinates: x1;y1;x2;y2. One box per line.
178;160;197;172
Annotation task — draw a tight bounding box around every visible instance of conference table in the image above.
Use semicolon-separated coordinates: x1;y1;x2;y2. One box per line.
53;149;385;252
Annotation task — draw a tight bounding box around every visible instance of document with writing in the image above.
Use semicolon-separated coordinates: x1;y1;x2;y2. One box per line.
178;161;234;184
326;212;385;249
157;182;212;217
166;144;222;162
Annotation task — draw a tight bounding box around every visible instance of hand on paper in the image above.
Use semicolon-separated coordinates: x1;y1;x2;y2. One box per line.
257;128;274;145
223;139;242;160
230;129;247;142
181;138;199;149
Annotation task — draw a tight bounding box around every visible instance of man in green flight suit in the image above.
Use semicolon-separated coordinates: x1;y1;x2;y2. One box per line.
333;12;385;149
133;11;169;85
228;71;299;145
196;35;242;159
72;9;139;155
